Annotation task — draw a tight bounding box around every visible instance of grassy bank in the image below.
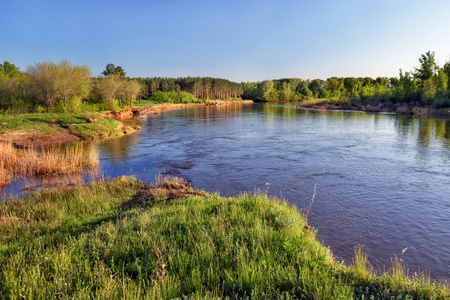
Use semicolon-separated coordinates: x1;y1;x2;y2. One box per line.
0;177;448;299
0;112;138;147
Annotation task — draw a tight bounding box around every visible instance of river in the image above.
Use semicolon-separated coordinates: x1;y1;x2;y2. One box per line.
31;102;450;280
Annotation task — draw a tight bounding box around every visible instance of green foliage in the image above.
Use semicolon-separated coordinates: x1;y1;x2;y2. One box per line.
137;76;243;100
0;61;21;77
102;63;126;78
1;53;449;114
421;78;437;103
416;51;437;81
0;113;126;139
240;52;449;108
433;97;450;108
94;74;122;110
149;91;205;104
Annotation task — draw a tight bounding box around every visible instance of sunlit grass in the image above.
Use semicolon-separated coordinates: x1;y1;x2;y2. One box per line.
0;176;448;299
0;112;128;141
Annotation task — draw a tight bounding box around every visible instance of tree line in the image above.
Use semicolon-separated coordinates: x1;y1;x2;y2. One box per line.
0;61;245;114
1;51;449;114
242;51;450;107
136;77;243;100
0;61;144;113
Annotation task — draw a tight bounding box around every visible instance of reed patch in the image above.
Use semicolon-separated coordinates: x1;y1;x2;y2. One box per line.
0;141;98;188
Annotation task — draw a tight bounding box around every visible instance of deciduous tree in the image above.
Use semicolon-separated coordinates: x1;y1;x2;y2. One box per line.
57;60;93;112
27;61;59;112
120;79;144;107
95;74;123;110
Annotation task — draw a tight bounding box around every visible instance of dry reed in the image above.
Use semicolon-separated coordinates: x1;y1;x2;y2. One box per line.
0;142;18;172
17;144;99;177
0;142;98;187
0;161;13;187
0;142;17;187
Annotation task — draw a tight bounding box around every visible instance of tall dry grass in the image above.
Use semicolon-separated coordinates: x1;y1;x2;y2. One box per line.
0;142;17;186
17;144;99;177
0;142;98;187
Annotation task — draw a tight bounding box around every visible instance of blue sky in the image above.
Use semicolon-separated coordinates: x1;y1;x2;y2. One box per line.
2;0;450;82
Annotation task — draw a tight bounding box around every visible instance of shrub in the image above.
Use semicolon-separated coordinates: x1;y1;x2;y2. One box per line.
149;91;203;104
433;98;450;108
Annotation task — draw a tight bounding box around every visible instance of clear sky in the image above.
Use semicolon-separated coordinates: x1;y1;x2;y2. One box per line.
2;0;450;82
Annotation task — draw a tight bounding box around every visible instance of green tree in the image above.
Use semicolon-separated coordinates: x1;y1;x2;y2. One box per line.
398;69;418;102
443;62;450;90
421;78;436;103
436;68;448;98
95;74;123;110
343;77;362;98
120;79;144;107
27;61;60;113
309;79;326;98
416;51;437;81
375;77;389;87
257;80;274;101
362;77;374;87
326;77;344;98
102;63;126;78
0;61;22;110
1;61;21;77
57;60;93;112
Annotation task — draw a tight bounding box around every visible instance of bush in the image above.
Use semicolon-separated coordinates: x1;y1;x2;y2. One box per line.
149;90;170;103
433;98;450;108
149;91;203;104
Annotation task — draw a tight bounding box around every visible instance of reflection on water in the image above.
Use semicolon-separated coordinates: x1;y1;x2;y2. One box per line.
97;103;450;280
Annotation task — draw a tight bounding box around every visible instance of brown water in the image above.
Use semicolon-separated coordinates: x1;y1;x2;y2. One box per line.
15;102;450;280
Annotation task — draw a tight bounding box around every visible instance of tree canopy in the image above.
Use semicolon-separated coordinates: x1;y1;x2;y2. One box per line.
102;63;126;78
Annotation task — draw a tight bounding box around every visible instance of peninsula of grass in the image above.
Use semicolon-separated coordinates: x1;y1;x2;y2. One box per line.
0;112;136;146
0;177;448;299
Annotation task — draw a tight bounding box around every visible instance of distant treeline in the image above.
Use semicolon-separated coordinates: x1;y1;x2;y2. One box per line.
242;51;450;107
1;51;449;114
136;77;243;100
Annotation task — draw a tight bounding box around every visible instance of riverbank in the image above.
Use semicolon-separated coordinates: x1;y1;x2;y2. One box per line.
103;100;254;120
296;99;450;116
0;176;448;298
0;100;254;148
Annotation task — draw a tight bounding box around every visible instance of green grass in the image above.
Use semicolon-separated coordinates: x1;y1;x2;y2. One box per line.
0;113;128;140
0;177;448;299
132;100;158;108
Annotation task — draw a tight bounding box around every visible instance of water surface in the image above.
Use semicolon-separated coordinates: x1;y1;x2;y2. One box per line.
96;103;450;280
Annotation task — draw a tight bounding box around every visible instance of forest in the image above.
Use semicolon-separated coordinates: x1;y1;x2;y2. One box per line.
1;51;449;114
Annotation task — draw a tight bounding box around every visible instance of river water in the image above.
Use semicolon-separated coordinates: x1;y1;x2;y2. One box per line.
37;103;450;279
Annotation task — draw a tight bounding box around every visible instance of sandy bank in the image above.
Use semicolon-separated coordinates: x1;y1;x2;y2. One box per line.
103;100;254;120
